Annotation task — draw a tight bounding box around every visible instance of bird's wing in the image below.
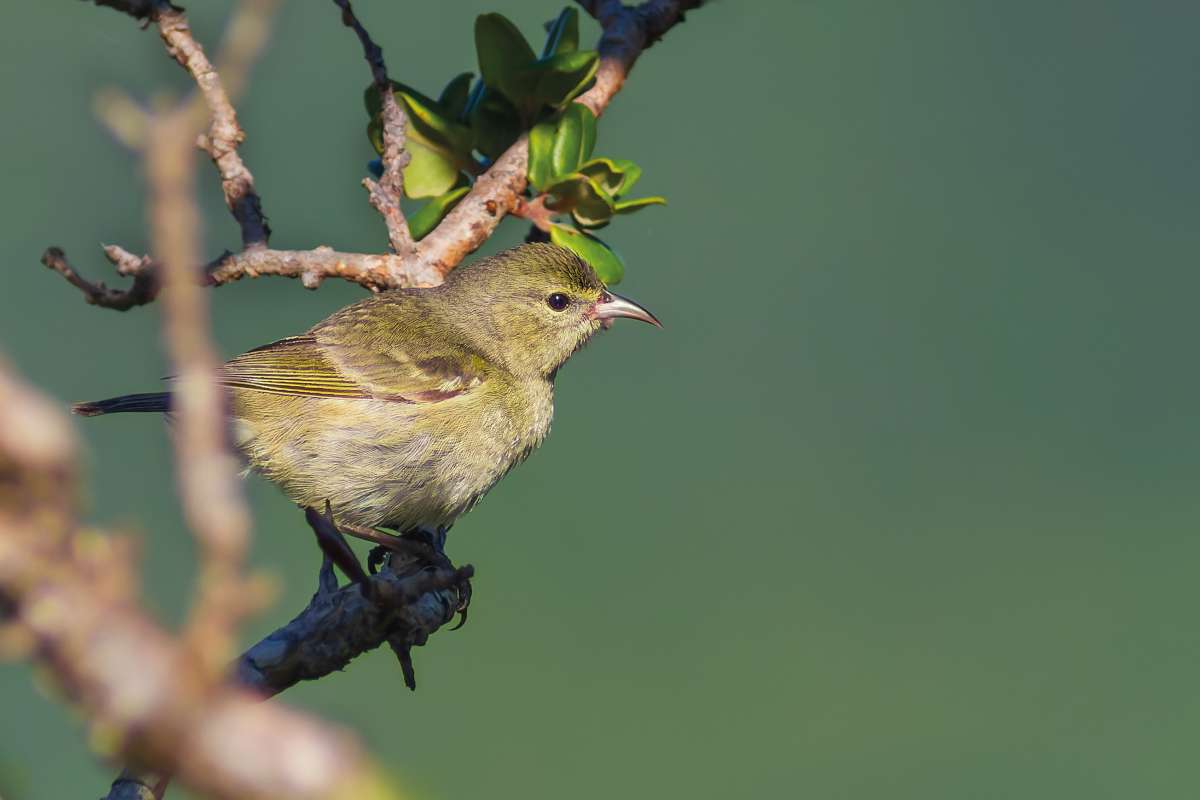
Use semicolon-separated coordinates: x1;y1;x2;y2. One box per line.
219;330;487;403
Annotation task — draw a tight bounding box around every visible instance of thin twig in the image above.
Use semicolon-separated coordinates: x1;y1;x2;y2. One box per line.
41;246;158;310
153;0;273;249
333;0;414;256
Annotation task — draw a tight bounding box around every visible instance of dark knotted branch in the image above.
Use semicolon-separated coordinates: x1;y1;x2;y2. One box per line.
46;0;701;306
333;0;415;258
236;531;473;697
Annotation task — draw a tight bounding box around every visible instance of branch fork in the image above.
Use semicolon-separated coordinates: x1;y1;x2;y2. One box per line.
49;0;701;309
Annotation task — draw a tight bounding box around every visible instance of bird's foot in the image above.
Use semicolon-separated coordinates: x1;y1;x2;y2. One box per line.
368;526;449;571
318;515;471;630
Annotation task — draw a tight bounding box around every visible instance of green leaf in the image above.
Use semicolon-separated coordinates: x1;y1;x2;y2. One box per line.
469;88;523;160
614;196;667;214
578;157;643;196
573;204;614;230
550;226;624;285
550;103;597;178
367;118;464;198
438;72;474;121
402;138;462;198
475;13;537;102
571;178;616;229
528;119;556;192
543;173;615;227
367;116;384;154
528;50;598;109
363;80;394;117
542;173;586;211
397;89;473;156
611;159;642;196
541;7;579;58
407;185;470;240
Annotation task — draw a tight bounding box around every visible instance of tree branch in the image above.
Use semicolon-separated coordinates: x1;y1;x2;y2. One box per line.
47;0;701;307
416;135;531;278
333;0;415;256
41;246;158;310
152;0;273;249
577;0;703;116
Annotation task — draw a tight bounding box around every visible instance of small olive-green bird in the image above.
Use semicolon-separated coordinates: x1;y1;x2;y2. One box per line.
75;244;659;539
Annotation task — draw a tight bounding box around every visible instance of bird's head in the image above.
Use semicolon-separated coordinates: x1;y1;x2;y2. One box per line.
443;243;660;378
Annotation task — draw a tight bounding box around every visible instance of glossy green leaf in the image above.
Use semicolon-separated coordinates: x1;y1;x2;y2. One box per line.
402;138;462;198
541;7;579;58
368;118;465;198
572;201;615;229
612;159;642;196
475;13;537;101
407;185;470;240
438;72;474;121
549;225;624;285
469;89;523;160
397;90;473;156
363;80;395;117
578;157;646;196
577;158;624;195
528;119;556;192
543;173;615;227
571;178;616;229
614;196;667;214
530;50;598;108
551;103;597;177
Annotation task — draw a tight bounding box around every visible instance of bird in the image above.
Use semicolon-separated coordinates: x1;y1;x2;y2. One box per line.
73;243;660;548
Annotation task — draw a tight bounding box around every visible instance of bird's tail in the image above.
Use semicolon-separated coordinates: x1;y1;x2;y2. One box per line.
73;392;170;417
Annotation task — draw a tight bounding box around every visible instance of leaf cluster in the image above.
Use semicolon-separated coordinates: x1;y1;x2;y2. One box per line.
364;7;666;283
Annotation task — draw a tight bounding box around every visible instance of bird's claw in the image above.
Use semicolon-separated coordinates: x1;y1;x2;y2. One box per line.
448;567;473;631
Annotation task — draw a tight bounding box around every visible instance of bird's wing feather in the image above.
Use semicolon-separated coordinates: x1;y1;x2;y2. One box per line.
220;324;487;404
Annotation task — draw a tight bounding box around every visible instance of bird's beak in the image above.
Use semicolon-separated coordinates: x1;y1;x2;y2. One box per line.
592;290;662;328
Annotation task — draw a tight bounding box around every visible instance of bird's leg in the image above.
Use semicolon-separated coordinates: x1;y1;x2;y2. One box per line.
303;503;371;596
357;525;449;570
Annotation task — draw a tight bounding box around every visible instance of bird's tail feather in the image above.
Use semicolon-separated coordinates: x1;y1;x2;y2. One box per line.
73;392;171;416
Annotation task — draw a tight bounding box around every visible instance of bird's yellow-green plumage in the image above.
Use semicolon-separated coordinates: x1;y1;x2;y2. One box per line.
75;244;660;535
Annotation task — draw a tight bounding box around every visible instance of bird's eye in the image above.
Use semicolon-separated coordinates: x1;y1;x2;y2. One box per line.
546;292;570;311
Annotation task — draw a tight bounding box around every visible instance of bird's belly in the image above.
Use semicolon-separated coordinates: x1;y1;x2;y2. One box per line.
232;391;550;531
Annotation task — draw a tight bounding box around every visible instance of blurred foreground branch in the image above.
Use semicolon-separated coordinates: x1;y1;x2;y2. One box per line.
0;357;405;800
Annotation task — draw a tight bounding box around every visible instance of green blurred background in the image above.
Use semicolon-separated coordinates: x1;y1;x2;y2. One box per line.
3;1;1200;797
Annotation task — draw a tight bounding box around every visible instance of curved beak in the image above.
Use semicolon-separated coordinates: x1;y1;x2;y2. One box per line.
592;290;662;328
